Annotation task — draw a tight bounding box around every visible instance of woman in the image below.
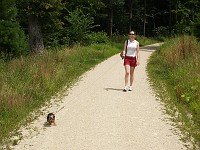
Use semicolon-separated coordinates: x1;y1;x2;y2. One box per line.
121;31;140;92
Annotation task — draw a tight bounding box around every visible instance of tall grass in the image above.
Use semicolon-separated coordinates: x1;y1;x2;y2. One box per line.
147;35;200;148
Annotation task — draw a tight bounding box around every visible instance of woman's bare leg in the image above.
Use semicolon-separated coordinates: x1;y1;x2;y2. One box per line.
130;66;135;86
124;65;130;87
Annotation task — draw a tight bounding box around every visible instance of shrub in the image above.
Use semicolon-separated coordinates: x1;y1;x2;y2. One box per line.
85;32;109;45
153;26;169;38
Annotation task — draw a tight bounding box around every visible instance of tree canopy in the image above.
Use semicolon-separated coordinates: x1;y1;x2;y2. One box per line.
0;0;200;57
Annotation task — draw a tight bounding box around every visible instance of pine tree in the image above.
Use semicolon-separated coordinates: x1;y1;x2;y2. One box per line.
0;0;28;58
193;12;200;39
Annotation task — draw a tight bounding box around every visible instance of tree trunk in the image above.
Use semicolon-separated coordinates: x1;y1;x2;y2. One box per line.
129;0;133;32
169;0;172;35
28;15;44;53
143;0;146;36
108;6;113;38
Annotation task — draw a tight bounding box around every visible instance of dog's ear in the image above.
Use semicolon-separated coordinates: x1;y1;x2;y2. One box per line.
47;114;50;119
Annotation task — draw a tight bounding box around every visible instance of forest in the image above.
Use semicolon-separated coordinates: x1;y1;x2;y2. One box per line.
0;0;200;59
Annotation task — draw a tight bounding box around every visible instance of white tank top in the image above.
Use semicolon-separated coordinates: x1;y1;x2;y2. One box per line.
126;40;138;57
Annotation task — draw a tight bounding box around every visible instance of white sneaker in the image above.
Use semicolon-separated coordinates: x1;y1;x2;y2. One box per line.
123;86;128;92
129;86;132;91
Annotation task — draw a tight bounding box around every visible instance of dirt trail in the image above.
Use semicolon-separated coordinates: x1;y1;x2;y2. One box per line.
12;43;188;150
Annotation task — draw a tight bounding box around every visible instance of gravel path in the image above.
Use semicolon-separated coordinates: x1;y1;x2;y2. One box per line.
12;43;188;150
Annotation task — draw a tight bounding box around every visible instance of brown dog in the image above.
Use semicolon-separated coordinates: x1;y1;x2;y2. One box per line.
47;113;56;125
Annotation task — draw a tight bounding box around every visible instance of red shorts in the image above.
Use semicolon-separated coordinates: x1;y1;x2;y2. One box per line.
124;56;137;67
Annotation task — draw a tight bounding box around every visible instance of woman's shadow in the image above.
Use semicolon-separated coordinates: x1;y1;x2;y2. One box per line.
104;88;123;92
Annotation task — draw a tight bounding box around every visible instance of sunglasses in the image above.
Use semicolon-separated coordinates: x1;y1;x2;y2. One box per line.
129;34;135;35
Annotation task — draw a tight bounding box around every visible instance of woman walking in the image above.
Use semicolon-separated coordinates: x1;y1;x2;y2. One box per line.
121;31;140;92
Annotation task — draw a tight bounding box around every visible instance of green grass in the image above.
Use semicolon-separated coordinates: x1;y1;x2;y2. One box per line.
0;37;160;147
147;35;200;149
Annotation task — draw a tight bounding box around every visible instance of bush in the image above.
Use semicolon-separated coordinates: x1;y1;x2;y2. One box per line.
84;32;109;45
153;26;169;38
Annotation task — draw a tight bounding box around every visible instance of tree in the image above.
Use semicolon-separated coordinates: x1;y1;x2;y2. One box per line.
102;0;125;37
173;0;200;34
0;0;28;58
143;0;146;36
17;0;65;52
65;9;95;44
62;0;105;45
129;0;134;31
193;12;200;39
